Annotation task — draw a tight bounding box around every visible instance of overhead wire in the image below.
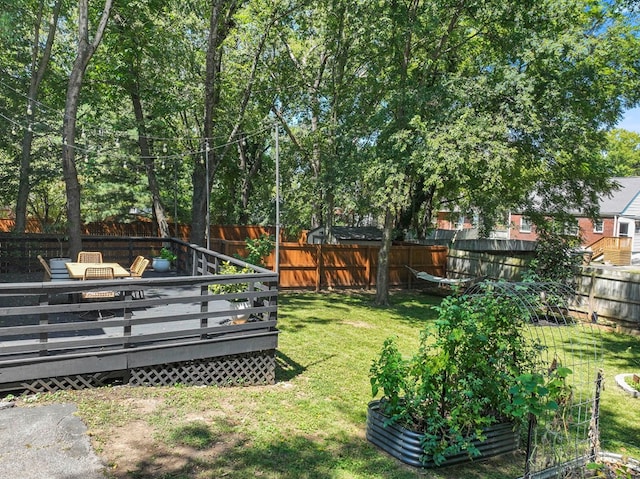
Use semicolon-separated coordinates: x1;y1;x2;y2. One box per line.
0;100;273;162
0;74;276;149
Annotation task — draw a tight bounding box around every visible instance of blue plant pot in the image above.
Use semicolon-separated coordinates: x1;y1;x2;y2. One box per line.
152;257;171;272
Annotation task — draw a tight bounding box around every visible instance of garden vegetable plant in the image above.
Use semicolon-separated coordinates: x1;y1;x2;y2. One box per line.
370;287;572;466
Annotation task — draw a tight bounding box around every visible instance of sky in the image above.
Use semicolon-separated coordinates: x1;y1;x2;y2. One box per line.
618;107;640;133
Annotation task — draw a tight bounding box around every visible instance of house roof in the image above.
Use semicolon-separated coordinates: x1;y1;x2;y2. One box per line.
308;226;383;241
599;176;640;216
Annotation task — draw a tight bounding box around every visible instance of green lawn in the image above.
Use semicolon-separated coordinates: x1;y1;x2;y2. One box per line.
23;291;640;479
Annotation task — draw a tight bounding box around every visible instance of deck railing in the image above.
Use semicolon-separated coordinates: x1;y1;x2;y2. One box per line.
0;238;278;394
587;236;632;265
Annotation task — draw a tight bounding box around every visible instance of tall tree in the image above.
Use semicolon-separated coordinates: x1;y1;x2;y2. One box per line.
190;0;242;247
192;0;281;247
14;0;62;233
104;1;176;237
362;0;640;305
62;0;113;258
605;129;640;176
272;1;372;239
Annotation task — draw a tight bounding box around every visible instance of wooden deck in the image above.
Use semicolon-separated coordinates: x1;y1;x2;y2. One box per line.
588;237;632;265
0;240;279;394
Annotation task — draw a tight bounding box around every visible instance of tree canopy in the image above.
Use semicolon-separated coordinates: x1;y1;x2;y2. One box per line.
1;0;639;297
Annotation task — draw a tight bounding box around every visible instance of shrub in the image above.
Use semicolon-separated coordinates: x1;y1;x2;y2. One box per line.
370;287;571;465
208;261;252;299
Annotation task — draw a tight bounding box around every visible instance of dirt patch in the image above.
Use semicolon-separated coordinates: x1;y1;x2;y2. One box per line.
341;320;373;328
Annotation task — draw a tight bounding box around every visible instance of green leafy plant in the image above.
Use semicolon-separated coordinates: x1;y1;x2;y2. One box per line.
370;288;572;466
159;247;177;262
506;366;573;421
235;234;274;268
624;375;640;391
587;460;636;479
523;226;583;284
208;261;252;300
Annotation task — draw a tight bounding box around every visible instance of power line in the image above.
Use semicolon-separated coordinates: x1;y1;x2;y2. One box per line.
1;75;275;146
0;103;274;161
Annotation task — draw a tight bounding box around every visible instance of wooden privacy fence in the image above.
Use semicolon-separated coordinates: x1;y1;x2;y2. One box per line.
446;248;640;334
447;248;534;282
1;234;447;291
211;240;447;290
0;219;285;242
574;267;640;334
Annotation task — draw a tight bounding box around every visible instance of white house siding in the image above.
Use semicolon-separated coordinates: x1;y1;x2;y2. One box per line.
621;189;640;217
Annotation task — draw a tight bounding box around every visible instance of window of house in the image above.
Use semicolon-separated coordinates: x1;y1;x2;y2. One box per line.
564;221;579;236
520;217;532;233
593;219;604;233
565;225;579;236
619;222;630;237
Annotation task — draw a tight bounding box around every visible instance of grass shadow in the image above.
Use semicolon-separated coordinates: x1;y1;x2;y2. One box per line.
111;427;526;479
275;350;306;382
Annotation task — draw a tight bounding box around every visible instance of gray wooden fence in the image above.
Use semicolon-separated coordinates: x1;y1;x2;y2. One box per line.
574;267;640;334
447;248;640;334
447;249;532;281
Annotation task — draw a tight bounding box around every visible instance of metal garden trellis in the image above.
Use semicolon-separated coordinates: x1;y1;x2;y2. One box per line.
465;281;605;479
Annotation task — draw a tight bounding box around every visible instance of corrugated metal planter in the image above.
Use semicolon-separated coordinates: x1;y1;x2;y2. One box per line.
366;400;520;468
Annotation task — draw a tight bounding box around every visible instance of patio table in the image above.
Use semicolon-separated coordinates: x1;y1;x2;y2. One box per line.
65;262;131;279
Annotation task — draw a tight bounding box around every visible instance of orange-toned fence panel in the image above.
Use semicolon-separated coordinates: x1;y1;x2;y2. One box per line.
320;245;375;288
218;241;447;290
0;220;283;242
277;244;321;289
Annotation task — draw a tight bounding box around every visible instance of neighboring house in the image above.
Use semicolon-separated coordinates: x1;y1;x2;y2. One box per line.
306;226;383;245
435;177;640;264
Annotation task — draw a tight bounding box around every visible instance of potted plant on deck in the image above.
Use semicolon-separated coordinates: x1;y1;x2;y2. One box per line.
209;261;253;324
152;247;176;273
367;288;572;468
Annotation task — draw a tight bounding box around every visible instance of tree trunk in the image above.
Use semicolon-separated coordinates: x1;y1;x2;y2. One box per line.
237;134;262;224
130;91;170;238
191;0;231;247
14;0;61;233
61;0;113;259
375;206;394;306
309;52;328;229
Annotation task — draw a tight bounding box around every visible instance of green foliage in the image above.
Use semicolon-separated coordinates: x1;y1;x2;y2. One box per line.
506;367;573;420
208;261;251;298
605;129;640;177
586;460;637;479
159;247;176;262
2;0;639;245
624;375;640;391
236;234;274;268
369;338;410;424
525;227;583;283
370;288;571;466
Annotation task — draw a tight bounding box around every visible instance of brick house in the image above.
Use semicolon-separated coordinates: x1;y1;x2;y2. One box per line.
435;177;640;263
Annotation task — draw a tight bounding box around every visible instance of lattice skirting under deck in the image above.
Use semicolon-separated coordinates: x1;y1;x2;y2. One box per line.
2;371;126;395
2;350;276;395
129;350;276;387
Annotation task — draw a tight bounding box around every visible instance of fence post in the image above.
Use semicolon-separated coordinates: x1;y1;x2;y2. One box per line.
315;244;322;292
589;369;604;462
407;246;413;290
366;246;372;289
